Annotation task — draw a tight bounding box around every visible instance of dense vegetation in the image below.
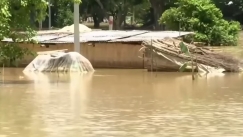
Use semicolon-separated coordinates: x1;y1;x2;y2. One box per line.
0;0;49;66
40;0;243;29
160;0;241;46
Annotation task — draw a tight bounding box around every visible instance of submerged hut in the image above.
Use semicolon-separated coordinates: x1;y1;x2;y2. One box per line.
34;30;193;69
142;38;243;73
1;29;193;69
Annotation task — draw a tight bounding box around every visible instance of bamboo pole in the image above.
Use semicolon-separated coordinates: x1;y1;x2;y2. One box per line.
191;54;195;80
2;63;4;84
150;38;153;72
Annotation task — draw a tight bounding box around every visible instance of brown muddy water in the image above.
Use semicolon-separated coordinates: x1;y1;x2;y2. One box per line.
0;68;243;137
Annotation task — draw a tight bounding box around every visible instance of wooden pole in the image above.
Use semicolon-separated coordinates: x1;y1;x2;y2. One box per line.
2;63;4;84
150;38;153;72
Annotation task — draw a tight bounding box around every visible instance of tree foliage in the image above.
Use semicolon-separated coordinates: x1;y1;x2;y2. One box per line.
0;0;47;41
160;0;241;46
0;43;36;67
77;0;148;29
0;0;47;65
74;0;82;4
51;0;75;28
47;0;243;31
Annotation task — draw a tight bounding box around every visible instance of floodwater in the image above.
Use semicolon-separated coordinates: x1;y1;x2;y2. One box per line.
0;68;243;137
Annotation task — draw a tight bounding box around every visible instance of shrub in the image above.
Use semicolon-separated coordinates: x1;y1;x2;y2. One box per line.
0;43;36;67
159;0;241;46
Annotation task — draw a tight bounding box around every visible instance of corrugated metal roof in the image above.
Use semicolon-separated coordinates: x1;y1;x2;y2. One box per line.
34;34;70;42
36;30;72;35
81;30;149;42
41;30;149;43
1;30;194;44
1;33;70;43
42;34;75;43
109;31;194;42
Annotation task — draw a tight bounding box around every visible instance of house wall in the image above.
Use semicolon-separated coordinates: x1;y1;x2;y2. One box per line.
81;43;145;68
17;42;145;69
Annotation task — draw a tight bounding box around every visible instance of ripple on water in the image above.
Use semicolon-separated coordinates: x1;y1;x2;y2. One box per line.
1;70;243;137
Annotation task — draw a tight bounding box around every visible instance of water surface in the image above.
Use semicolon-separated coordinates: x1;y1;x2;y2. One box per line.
0;68;243;137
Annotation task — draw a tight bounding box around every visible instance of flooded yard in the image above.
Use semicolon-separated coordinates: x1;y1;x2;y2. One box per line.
209;31;243;59
0;68;243;137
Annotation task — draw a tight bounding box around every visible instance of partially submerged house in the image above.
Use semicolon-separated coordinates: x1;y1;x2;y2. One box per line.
1;30;193;68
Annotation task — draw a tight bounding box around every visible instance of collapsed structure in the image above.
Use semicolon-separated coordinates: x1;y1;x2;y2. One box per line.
142;37;243;73
23;52;94;73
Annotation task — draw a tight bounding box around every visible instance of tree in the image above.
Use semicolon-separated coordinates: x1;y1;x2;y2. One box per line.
107;0;149;29
130;0;151;25
146;0;177;30
0;0;47;66
160;0;241;46
80;0;147;29
148;0;164;29
0;0;47;41
41;0;82;28
82;0;105;28
51;0;74;28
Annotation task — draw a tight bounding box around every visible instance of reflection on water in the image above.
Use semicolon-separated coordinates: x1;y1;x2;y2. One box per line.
0;68;243;137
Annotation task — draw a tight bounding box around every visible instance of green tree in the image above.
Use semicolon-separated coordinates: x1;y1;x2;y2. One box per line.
0;0;47;66
81;0;105;28
160;0;241;46
130;0;151;25
80;0;148;29
0;0;47;41
53;0;74;28
44;0;82;28
145;0;178;30
108;0;141;29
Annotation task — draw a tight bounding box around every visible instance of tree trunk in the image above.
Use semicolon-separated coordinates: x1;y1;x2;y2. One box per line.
95;0;104;9
93;15;100;28
113;13;126;30
95;0;108;18
113;8;127;30
149;0;164;30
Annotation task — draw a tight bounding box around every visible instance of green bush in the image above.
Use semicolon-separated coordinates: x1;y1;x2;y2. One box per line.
159;0;241;46
0;43;36;67
56;8;74;28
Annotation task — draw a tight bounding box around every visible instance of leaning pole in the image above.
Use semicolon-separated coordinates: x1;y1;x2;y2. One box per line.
74;2;80;53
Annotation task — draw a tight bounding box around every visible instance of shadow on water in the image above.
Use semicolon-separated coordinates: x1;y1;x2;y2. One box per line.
0;80;34;84
0;68;243;137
